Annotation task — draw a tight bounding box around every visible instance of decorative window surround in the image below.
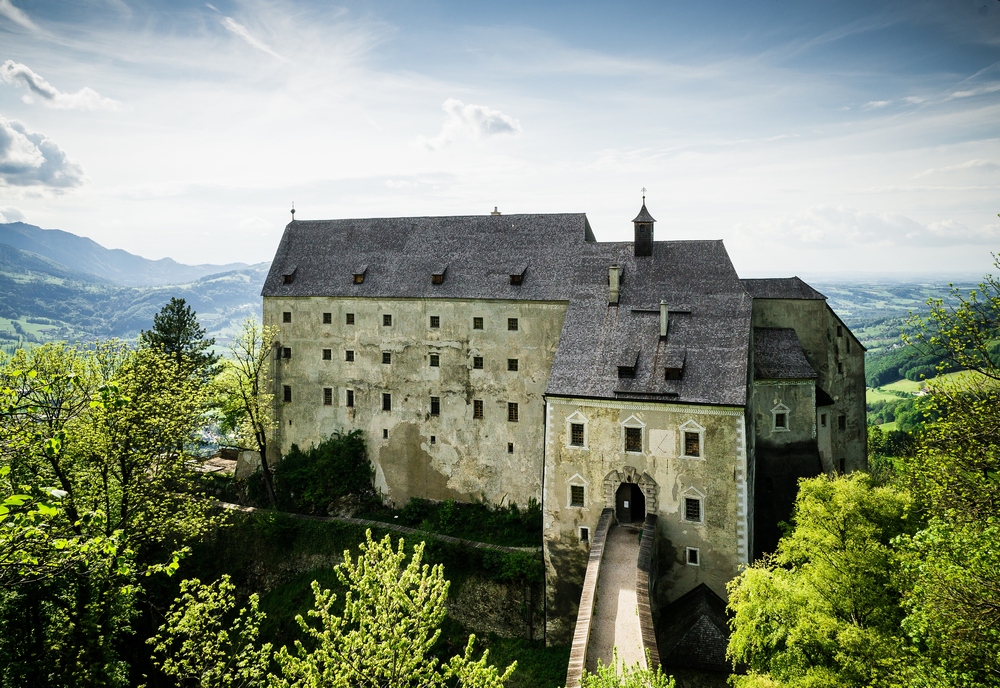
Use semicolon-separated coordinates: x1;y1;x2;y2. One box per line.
679;419;705;459
771;403;790;433
566;473;589;509
565;411;589;449
621;414;646;454
680;486;706;524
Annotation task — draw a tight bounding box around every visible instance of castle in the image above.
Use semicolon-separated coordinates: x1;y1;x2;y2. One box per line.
261;202;866;645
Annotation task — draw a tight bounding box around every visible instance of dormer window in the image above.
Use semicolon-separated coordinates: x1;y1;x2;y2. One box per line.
664;347;686;381
509;265;527;286
431;265;447;285
617;350;639;379
353;266;367;284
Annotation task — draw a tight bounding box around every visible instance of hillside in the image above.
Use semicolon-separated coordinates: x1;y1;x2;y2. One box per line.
0;222;248;287
0;243;268;351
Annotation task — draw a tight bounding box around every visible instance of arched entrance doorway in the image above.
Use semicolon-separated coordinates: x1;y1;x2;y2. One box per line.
604;466;657;524
615;482;646;524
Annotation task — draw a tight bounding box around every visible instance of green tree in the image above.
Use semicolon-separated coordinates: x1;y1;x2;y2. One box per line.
149;575;273;688
726;474;918;688
141;296;221;381
274;530;515;688
217;318;279;506
580;648;675;688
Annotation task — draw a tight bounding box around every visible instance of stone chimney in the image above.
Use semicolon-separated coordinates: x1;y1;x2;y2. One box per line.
609;265;621;305
660;300;668;339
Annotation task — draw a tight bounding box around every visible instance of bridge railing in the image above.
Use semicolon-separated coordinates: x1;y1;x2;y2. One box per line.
636;513;661;670
565;508;614;688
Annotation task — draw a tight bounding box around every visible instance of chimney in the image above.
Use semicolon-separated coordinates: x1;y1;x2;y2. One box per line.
609;265;621;305
660;300;668;339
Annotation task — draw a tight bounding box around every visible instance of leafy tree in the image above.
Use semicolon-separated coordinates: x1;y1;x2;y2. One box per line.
149;575;273;688
274;530;515;688
906;253;1000;381
217;318;279;506
580;648;675;688
141;297;221;381
273;430;377;515
726;474;918;688
0;342;219;686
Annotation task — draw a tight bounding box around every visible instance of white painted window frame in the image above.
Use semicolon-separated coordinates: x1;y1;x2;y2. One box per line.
566;473;589;509
680;486;706;525
685;546;701;567
771;403;791;433
621;414;646;455
679;419;706;460
566;411;589;450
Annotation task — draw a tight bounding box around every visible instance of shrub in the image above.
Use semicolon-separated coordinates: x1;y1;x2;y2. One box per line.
272;430;378;515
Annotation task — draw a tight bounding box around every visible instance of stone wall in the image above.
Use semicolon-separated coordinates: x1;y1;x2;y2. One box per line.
263;295;568;507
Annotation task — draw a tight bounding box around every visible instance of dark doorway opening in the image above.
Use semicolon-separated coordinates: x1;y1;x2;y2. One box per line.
615;482;646;523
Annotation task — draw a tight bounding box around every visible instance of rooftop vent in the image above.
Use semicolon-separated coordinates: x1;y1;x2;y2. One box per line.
609;265;621;305
353;266;368;284
664;347;686;380
660;300;669;339
491;206;502;216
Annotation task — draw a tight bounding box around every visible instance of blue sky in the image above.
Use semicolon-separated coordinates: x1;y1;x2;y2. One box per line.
0;0;998;277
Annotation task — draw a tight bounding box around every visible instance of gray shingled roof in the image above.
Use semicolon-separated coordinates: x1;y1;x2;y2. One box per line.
657;583;732;673
263;214;751;407
741;276;826;300
632;203;656;224
753;328;817;379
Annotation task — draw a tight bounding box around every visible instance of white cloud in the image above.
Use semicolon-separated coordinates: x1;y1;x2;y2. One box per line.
0;61;121;111
745;206;1000;248
221;17;287;62
418;98;521;150
0;0;40;33
903;96;925;104
913;159;1000;178
0;117;85;188
948;82;1000;99
0;205;25;223
864;100;891;109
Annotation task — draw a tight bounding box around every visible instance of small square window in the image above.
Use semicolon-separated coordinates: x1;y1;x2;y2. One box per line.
821;413;827;427
282;312;291;323
840;458;846;473
382;393;391;412
345;350;355;362
282;273;294;284
686;547;700;566
346;389;354;407
684;431;701;457
382;352;392;364
383;314;392;326
383;428;389;439
775;413;787;429
509;273;523;286
580;527;590;543
838;415;846;430
837;325;843;337
283;385;292;403
322;349;332;360
323;388;333;406
507;442;514;453
473;399;484;419
507;358;519;372
346;313;355;325
431;273;444;285
430;315;440;328
282;347;291;359
838;362;844;374
473;356;484;370
430;396;440;416
507;402;519;422
570;485;585;507
430;435;436;444
684;497;702;522
507;318;518;331
429;353;440;367
354;273;365;284
473;317;484;330
570;423;585;447
322;312;332;324
664;368;683;381
625;426;642;452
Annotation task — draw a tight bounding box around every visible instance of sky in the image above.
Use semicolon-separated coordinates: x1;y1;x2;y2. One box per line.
0;0;998;278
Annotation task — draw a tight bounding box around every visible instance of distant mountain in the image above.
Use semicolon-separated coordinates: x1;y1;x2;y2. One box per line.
0;241;269;351
0;222;249;287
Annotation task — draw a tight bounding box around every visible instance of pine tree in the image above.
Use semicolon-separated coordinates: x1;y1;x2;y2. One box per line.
141;297;220;381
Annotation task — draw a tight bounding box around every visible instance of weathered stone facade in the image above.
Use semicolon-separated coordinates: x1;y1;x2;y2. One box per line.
261;206;866;646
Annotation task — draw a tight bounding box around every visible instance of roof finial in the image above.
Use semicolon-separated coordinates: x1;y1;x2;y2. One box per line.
641;187;646;205
290;202;296;221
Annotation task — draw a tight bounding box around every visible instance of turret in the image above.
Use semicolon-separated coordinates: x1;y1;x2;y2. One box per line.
632;196;655;257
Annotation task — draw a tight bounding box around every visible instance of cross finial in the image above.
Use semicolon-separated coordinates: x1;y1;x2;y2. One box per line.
290;202;296;221
641;187;647;204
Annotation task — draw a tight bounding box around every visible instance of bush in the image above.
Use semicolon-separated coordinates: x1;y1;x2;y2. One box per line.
272;430;378;515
